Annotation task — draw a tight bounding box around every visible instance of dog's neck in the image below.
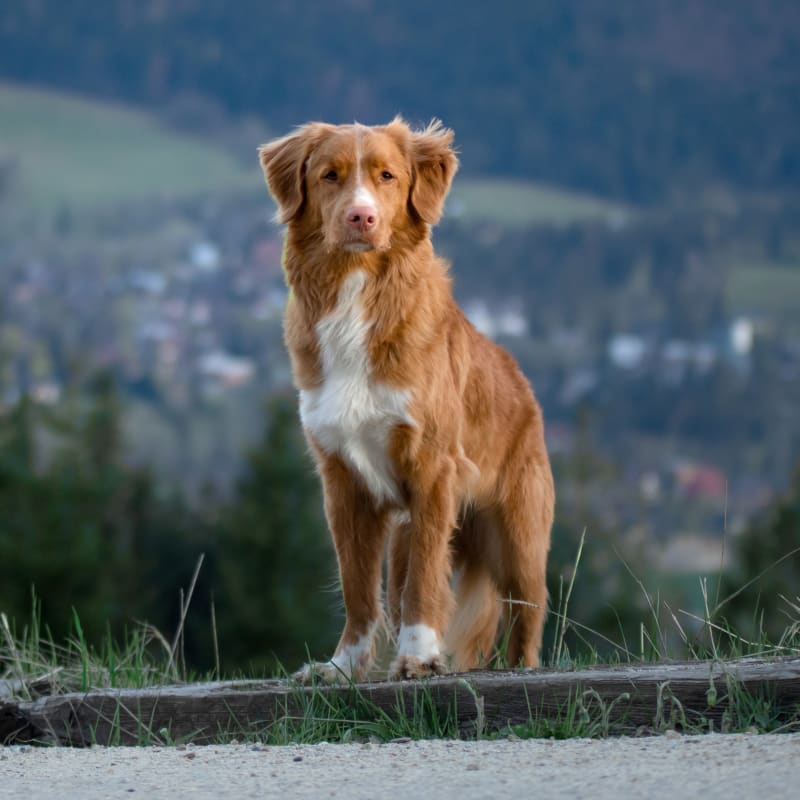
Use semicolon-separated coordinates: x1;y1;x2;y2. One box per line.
283;228;441;323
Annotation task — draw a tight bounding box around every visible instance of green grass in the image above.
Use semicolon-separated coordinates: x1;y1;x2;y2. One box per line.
504;688;632;740
0;81;257;216
726;261;800;319
0;601;180;699
0;556;209;700
446;177;629;228
252;677;463;746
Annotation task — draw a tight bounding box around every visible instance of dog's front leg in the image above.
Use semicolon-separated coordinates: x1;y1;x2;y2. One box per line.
390;459;456;680
294;453;388;685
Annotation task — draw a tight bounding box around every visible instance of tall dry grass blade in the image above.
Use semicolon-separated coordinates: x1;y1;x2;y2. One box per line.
179;588;186;678
503;595;636;661
211;595;221;681
554;528;586;666
677;608;798;653
714;479;729;611
166;553;205;680
137;620;173;661
0;612;30;700
699;577;718;658
663;602;692;656
713;545;800;617
0;613;23;677
614;545;664;657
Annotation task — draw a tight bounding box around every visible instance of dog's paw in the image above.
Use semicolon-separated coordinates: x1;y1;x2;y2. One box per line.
291;661;354;685
389;654;449;681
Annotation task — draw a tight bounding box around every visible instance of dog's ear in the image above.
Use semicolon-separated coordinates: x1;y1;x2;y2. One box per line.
408;120;459;225
258;123;331;223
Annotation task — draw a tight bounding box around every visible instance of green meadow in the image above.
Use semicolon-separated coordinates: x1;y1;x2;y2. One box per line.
726;261;800;321
447;176;628;228
0;82;257;216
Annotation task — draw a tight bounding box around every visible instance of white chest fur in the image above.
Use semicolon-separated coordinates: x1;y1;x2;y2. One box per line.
299;270;414;505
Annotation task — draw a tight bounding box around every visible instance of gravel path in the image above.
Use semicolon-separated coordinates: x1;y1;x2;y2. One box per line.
2;733;799;799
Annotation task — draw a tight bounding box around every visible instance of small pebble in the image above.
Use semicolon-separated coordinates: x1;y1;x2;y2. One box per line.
293;755;303;762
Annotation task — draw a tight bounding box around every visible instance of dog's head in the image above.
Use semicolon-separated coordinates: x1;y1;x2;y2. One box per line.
258;118;459;253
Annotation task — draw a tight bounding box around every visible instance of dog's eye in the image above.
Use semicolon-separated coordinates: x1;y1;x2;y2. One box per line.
323;170;338;182
380;171;394;181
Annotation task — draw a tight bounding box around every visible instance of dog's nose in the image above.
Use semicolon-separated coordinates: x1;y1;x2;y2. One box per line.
346;205;378;233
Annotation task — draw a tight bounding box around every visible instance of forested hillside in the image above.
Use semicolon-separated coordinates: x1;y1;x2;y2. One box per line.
1;0;799;200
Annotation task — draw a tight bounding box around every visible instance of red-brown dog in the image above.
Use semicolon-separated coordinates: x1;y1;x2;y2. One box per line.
259;118;554;681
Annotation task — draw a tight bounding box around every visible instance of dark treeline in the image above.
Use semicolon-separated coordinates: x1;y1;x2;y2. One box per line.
0;374;337;673
1;1;798;201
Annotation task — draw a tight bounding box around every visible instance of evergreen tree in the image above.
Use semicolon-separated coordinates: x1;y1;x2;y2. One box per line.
0;374;209;653
0;392;110;637
720;465;800;642
216;393;337;673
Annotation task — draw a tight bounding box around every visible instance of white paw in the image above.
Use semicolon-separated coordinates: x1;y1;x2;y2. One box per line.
390;623;449;680
389;653;449;680
291;661;354;685
292;633;375;684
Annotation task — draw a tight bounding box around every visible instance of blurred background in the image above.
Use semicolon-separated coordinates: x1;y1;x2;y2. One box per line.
0;0;798;674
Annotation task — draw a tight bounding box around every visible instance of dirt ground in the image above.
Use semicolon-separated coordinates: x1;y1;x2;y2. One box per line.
2;732;799;799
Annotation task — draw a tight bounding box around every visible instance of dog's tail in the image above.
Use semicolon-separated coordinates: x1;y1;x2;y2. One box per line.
444;566;501;671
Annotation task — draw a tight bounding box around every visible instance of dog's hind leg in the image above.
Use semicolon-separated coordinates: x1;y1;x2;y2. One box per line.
493;430;555;668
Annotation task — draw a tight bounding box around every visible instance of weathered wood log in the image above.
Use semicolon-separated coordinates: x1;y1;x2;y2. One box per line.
2;656;799;746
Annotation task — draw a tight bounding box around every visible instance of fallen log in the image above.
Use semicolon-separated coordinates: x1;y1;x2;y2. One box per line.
2;656;799;746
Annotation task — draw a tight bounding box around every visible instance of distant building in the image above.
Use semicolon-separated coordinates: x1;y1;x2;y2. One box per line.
496;307;529;338
464;299;495;337
198;351;255;387
129;270;167;295
252;287;288;321
190;241;221;273
463;299;529;339
608;334;647;369
674;462;727;502
31;381;62;406
730;317;754;356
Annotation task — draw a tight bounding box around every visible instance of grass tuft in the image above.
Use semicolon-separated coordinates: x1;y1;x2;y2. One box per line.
0;593;190;701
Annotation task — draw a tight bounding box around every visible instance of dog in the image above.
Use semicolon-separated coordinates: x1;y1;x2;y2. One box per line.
259;118;554;682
